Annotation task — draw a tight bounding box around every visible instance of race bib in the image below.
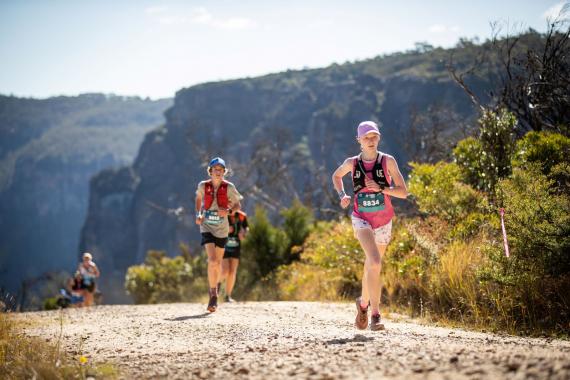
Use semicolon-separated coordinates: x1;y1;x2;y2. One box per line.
204;210;222;225
226;237;239;248
357;192;385;212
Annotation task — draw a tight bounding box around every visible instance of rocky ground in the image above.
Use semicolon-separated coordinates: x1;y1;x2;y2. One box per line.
16;302;570;379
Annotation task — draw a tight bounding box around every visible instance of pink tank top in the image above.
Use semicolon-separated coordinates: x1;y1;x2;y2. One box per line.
352;153;394;228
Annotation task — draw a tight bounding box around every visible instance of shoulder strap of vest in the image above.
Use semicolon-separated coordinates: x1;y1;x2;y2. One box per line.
372;153;388;189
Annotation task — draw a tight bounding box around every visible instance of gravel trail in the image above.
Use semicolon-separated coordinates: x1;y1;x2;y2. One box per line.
16;302;570;379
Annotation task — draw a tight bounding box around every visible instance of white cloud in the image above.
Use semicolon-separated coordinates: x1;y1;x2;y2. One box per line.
190;7;213;24
215;17;256;30
190;7;256;30
145;6;168;15
428;24;460;34
542;1;567;20
158;16;188;26
148;7;256;30
308;19;335;29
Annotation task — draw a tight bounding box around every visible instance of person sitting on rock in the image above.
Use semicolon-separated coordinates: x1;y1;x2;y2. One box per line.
77;252;100;307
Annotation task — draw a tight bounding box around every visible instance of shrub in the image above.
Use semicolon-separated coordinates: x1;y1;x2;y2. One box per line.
408;161;487;222
453;109;517;193
125;249;206;304
237;202;314;297
280;198;314;262
275;219;363;300
453;137;485;189
512;131;570;175
382;223;430;315
496;163;570;277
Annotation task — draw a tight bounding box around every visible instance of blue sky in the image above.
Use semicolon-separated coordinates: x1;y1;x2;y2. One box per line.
0;0;566;99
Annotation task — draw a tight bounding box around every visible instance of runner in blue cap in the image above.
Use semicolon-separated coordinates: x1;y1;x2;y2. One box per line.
195;157;243;312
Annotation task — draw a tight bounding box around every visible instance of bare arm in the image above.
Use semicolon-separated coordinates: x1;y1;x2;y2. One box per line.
92;264;100;278
332;158;354;209
195;193;204;225
221;199;241;218
383;156;408;199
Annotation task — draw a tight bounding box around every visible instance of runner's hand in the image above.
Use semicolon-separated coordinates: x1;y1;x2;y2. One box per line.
340;195;351;209
195;215;204;225
365;177;382;192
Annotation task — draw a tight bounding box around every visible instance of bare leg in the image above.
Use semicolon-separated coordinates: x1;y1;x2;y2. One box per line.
206;244;226;290
356;228;382;316
225;258;239;297
374;244;387;313
221;258;230;289
84;291;93;307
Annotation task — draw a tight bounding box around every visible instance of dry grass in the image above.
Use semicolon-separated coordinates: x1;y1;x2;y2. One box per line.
0;311;119;379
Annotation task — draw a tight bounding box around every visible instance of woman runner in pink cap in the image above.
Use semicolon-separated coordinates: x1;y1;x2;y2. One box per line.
331;121;408;330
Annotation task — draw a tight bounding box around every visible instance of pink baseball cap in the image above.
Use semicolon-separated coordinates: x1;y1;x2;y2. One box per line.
357;121;380;138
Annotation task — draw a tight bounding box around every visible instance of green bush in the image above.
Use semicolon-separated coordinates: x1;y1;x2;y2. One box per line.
408;161;487;222
453;109;517;193
453;137;485;189
237;202;314;297
280;198;314;262
512;131;570;175
478;109;517;189
276;219;363;300
496;163;570;277
125;249;207;304
239;206;288;281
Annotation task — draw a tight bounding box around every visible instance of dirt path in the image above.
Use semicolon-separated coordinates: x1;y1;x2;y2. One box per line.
16;302;570;379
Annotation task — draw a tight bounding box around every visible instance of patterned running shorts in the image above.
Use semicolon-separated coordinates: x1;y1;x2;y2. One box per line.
351;216;392;245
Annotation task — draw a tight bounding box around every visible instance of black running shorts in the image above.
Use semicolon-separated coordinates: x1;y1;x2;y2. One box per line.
201;232;228;248
223;247;241;259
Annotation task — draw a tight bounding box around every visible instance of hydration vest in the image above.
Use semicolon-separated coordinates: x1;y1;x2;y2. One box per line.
352;153;389;194
229;210;247;224
228;211;247;238
204;180;229;210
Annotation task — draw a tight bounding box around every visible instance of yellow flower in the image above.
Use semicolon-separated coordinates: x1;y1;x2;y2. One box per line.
79;355;88;365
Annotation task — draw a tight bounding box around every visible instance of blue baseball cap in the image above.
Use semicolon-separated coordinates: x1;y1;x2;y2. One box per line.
208;157;226;169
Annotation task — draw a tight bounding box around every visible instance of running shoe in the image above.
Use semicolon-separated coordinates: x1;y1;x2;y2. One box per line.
355;297;369;330
370;314;385;331
207;295;218;312
224;295;236;303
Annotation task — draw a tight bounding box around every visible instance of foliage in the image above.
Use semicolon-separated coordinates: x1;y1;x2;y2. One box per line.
495;163;570;277
275;219;362;301
408;161;487;221
236;201;314;297
512;131;570;175
239;206;289;284
382;223;430;315
124;247;207;304
280;198;315;262
453;109;517;193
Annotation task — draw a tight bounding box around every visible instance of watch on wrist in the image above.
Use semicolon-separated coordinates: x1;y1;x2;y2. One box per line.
196;211;202;218
338;190;346;199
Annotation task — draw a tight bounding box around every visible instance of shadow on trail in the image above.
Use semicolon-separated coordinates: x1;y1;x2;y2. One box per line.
165;313;211;321
325;334;374;345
